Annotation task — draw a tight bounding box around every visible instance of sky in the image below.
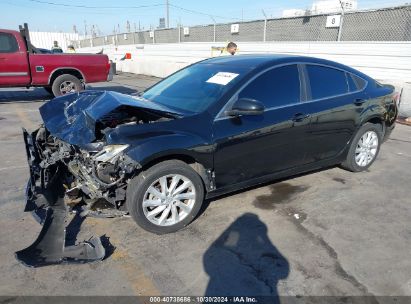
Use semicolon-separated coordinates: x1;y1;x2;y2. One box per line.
1;0;408;35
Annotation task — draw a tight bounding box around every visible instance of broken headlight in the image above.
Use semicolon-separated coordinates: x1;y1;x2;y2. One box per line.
94;145;129;163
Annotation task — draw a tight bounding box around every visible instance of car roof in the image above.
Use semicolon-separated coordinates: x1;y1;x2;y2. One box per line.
200;54;299;67
200;54;370;79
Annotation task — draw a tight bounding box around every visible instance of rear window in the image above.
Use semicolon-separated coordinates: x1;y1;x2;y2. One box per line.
349;73;367;91
306;65;348;100
0;33;18;53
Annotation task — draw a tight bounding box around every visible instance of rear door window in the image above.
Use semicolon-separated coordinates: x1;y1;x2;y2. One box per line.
0;33;18;53
348;73;367;91
238;64;300;108
306;65;348;100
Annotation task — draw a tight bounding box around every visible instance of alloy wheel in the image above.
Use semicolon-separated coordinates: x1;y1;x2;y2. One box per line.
142;174;196;226
355;131;379;167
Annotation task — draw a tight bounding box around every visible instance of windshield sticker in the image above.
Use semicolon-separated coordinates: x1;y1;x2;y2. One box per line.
206;72;239;85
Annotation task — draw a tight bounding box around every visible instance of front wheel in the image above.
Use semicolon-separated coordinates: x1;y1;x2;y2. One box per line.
51;74;83;97
126;160;205;234
341;123;382;172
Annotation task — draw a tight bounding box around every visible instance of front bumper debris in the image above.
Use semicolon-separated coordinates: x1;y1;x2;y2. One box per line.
15;129;106;267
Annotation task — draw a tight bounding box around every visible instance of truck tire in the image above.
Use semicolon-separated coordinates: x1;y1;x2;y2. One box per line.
51;74;83;97
126;160;205;234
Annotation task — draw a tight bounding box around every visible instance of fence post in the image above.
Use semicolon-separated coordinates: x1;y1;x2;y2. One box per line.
210;17;217;42
337;0;345;41
262;9;268;42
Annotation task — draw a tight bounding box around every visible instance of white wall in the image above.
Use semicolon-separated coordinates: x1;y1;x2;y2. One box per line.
78;41;411;116
30;31;79;51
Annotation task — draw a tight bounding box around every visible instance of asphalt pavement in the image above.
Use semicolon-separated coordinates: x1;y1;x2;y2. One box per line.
0;73;410;298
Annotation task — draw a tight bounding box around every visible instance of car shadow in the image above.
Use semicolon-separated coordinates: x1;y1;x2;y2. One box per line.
64;212;116;260
199;165;337;218
203;213;289;300
0;85;138;104
86;85;139;95
0;87;51;103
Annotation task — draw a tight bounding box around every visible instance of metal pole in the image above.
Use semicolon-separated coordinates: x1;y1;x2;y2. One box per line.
133;23;136;44
337;0;345;41
166;0;170;28
262;9;267;42
178;22;181;43
210;17;216;42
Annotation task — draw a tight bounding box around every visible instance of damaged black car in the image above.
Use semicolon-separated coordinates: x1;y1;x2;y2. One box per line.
22;54;397;248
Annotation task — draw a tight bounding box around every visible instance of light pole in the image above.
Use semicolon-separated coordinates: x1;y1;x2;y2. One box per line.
210;16;216;42
166;0;170;28
337;0;345;41
262;9;268;42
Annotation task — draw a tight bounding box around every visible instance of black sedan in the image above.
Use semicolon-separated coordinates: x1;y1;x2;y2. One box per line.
24;54;398;236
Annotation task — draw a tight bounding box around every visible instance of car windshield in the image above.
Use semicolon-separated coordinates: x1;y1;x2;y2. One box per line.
142;63;249;113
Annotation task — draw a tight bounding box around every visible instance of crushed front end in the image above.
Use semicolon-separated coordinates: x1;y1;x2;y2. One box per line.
24;126;140;214
17;126;135;267
16;91;179;267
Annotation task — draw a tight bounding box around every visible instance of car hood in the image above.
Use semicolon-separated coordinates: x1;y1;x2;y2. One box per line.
39;91;183;146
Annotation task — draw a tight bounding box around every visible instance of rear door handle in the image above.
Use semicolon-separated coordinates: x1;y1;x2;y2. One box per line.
353;98;366;106
292;113;310;122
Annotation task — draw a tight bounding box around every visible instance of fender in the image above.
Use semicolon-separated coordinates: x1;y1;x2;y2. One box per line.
123;132;214;170
48;67;86;84
359;102;389;135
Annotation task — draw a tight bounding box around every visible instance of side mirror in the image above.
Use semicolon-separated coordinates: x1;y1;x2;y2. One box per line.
225;98;265;117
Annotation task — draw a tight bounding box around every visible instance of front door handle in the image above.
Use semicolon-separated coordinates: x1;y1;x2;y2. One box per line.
292;113;310;122
353;98;366;106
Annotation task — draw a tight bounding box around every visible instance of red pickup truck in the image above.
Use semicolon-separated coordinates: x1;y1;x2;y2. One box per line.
0;24;111;96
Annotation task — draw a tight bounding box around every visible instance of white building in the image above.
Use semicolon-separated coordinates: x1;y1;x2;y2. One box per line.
30;32;80;51
282;0;357;17
282;9;307;18
311;0;358;14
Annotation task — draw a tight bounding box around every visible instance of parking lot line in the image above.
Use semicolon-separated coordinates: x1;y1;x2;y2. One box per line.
87;218;161;295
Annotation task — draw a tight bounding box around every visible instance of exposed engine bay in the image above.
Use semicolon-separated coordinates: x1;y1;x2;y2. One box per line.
16;91;181;267
32;126;138;209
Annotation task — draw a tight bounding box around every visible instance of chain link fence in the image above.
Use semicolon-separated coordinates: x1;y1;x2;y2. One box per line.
75;5;411;48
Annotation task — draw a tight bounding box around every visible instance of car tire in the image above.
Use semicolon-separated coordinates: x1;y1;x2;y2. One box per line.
51;74;83;97
341;123;382;172
126;160;205;234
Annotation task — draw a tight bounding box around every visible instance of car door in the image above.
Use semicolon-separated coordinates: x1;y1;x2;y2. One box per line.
212;64;313;189
302;64;368;163
0;32;31;86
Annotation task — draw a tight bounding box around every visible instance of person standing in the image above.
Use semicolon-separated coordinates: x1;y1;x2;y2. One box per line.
51;41;63;53
66;45;76;53
220;42;237;56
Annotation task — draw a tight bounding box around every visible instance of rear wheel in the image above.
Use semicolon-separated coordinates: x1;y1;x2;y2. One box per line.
126;160;205;234
341;123;382;172
51;74;83;97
